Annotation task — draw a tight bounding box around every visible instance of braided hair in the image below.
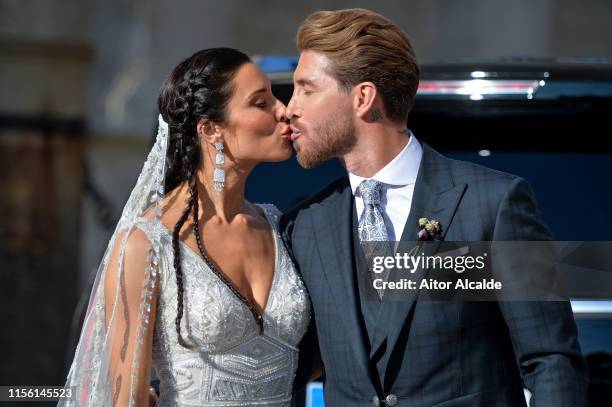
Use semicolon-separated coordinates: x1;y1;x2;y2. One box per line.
157;48;251;347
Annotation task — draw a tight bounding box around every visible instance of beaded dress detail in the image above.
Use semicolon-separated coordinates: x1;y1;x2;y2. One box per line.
135;203;310;406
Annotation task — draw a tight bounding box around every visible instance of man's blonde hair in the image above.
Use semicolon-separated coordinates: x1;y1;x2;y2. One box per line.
297;8;420;123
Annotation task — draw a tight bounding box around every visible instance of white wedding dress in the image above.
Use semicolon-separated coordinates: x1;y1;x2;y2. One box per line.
134;203;311;406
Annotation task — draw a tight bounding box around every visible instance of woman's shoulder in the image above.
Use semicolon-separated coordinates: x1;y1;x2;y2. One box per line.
253;202;283;222
136;189;188;235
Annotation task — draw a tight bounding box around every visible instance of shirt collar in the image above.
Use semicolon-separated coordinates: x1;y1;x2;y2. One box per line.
349;131;423;195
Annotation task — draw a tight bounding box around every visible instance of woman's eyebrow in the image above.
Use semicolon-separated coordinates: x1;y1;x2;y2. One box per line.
245;87;267;101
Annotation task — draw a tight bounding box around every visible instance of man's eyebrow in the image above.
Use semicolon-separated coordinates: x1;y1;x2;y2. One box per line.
295;78;316;87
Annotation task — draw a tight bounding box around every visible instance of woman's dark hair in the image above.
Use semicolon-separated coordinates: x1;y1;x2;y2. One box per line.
157;48;251;347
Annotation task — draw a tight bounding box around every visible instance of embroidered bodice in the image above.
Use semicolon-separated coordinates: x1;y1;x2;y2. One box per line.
136;204;310;406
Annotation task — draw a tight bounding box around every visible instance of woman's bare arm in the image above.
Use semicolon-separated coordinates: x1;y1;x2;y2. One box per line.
104;228;159;406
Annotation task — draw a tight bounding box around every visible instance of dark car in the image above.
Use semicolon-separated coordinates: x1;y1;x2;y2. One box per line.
250;56;612;406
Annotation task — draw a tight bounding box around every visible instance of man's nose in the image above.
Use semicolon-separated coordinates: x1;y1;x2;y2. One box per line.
286;95;299;120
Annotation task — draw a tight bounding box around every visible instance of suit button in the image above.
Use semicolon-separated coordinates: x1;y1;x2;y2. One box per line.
385;394;399;406
372;395;380;407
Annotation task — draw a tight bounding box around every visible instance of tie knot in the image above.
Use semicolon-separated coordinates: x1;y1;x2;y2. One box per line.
358;179;384;205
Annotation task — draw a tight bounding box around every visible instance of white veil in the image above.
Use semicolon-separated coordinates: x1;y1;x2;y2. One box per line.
61;114;169;406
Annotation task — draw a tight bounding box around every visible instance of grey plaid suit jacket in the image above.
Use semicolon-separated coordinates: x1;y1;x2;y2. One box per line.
281;143;588;407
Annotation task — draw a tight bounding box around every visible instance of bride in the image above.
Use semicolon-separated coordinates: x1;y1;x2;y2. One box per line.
62;48;311;406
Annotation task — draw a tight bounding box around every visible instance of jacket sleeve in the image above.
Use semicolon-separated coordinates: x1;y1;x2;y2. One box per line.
280;212;323;394
492;177;588;406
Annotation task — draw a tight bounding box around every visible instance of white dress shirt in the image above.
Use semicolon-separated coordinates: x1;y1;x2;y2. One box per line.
349;131;423;241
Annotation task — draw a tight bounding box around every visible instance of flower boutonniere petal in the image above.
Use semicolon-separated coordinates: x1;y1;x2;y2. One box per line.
418;217;442;241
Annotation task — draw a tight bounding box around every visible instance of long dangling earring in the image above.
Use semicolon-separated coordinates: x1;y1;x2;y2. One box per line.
213;141;225;191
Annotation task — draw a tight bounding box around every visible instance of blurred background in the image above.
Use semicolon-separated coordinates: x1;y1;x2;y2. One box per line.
1;0;612;404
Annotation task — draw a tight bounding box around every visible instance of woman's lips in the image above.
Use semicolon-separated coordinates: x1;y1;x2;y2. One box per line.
280;124;292;140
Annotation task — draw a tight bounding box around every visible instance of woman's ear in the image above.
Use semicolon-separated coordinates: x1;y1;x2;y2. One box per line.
196;118;224;145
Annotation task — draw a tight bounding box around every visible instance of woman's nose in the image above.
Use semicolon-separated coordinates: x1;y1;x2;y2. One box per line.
275;100;288;122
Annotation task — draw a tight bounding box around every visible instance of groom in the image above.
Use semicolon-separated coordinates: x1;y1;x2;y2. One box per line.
281;8;587;407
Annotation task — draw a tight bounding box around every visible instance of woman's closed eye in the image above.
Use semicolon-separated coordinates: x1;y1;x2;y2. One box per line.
254;99;268;108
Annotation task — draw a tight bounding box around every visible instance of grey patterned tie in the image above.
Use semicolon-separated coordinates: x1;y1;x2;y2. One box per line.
358;179;388;242
358;180;390;299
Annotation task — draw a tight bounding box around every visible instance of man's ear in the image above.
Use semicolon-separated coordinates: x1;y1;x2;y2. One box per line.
196;118;223;145
353;82;383;122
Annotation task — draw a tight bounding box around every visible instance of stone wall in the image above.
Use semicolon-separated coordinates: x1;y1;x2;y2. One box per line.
0;39;91;384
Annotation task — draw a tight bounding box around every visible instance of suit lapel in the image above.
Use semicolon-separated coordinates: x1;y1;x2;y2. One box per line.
310;179;371;377
306;144;468;386
380;144;467;380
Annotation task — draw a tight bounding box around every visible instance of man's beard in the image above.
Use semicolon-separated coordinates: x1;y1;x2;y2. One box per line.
294;116;356;169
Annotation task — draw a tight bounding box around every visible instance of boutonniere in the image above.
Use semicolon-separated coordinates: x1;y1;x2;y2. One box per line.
418;217;442;241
